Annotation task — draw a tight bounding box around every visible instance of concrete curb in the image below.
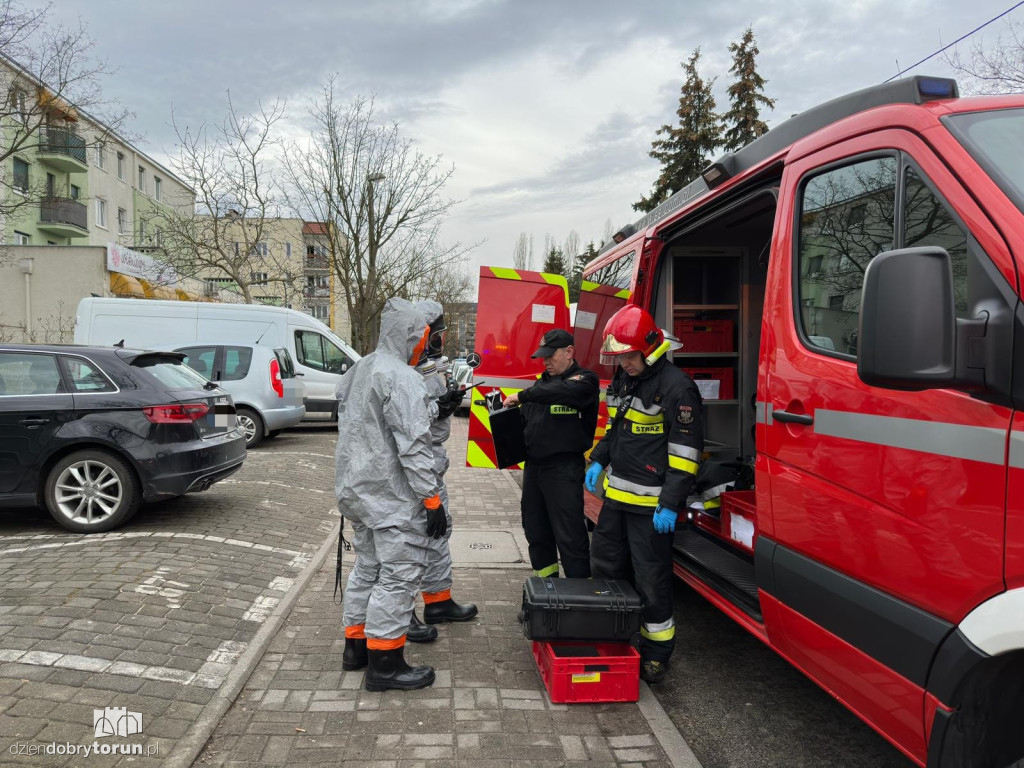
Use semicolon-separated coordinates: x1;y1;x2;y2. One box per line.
637;683;705;768
163;529;338;768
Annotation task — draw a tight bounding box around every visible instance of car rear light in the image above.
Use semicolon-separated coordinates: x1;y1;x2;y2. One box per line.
270;358;284;398
143;403;210;423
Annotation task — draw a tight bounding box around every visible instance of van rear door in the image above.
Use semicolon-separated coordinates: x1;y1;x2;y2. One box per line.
465;267;570;469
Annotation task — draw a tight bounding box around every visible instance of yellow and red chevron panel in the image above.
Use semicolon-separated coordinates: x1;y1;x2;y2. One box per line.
466;266;571;469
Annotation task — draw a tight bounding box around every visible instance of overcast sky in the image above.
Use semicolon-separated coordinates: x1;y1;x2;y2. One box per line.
46;0;1024;278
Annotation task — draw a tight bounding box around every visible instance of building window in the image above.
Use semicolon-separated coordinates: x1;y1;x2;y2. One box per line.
95;198;108;229
308;305;330;321
70;184;80;200
12;157;29;194
139;218;147;242
117;151;125;180
13;231;30;245
286;242;292;258
9;88;27;121
138;166;145;192
94;142;105;170
154;177;162;201
117;208;127;234
154;227;163;246
252;272;269;285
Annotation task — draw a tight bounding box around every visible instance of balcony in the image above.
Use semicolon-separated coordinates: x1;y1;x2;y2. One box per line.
305;256;330;271
304;286;330;298
38;197;88;237
37;127;88;172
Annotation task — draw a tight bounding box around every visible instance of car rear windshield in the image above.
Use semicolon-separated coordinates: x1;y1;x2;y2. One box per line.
946;108;1024;215
273;348;296;378
133;356;211;390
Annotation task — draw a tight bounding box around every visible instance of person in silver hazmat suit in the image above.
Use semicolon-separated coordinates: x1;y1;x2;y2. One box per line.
405;300;479;643
335;297;448;692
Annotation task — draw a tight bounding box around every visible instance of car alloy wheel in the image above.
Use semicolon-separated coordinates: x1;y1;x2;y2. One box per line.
54;459;124;526
235;407;264;448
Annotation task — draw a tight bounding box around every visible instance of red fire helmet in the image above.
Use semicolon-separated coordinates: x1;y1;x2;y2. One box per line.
600;305;665;365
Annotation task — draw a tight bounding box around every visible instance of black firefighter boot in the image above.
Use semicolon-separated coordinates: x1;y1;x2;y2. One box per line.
424;598;479;624
342;638;368;671
364;647;435;692
407;611;438;643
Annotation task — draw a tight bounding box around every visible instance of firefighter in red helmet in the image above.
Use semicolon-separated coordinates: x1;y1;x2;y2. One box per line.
584;304;704;683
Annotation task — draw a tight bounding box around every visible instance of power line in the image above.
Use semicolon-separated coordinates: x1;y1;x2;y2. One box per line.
883;1;1024;82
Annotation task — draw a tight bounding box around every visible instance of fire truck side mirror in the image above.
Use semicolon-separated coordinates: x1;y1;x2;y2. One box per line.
858;246;956;391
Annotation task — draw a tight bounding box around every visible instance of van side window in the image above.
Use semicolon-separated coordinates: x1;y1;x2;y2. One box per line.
295;331;354;374
903;166;969;317
178;346;217;379
221;347;254;381
797;156;897;356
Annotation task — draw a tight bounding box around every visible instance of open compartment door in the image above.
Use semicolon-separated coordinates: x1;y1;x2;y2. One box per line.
465;267;569;469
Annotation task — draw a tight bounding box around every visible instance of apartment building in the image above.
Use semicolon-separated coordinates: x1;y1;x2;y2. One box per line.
1;55;193;255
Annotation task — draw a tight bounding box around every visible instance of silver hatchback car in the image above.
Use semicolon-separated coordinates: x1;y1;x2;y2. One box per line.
173;344;306;448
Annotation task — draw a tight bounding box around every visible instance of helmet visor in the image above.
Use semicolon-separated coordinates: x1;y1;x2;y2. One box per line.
600;333;634;366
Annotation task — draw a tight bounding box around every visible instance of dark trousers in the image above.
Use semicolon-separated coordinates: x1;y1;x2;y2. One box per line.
521;456;591;578
590;499;675;663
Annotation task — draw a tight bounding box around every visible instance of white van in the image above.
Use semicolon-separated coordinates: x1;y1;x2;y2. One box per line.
74;298;359;420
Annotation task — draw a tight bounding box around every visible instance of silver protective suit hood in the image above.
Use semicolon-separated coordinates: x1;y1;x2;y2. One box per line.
335;298;439;529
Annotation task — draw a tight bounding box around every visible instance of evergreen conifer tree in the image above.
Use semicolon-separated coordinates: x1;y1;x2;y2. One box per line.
722;27;775;152
567;241;599;303
543;247;565;276
634;48;722;213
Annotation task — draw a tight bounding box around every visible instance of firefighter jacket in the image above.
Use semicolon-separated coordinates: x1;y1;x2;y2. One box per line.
518;360;600;465
590;357;704;513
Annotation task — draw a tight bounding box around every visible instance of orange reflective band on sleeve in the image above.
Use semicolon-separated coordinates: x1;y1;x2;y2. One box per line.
367;635;406;651
423;495;442;510
422;589;451;604
345;624;366;639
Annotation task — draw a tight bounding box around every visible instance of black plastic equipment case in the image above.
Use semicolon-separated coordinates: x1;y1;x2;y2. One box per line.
521;577;643;642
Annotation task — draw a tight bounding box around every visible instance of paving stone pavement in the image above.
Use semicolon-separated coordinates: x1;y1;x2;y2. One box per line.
0;424;341;767
196;417;683;768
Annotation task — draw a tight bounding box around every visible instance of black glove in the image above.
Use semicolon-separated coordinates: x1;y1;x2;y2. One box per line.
426;503;448;539
436;387;463;420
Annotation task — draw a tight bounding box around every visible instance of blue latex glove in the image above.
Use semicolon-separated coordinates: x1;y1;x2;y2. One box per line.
584;461;604;492
652;505;678;534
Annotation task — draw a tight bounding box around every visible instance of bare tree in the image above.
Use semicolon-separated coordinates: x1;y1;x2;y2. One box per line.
512;232;533;270
283;80;471;354
157;96;299;303
945;19;1024;94
0;0;131;245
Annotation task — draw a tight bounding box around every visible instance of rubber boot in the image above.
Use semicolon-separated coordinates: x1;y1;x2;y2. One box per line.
424;598;479;624
342;638;367;671
364;647;435;692
407;611;438;643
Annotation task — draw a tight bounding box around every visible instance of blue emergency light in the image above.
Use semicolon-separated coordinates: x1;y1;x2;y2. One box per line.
917;77;958;100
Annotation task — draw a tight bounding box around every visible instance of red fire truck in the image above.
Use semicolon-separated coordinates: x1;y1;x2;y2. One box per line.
469;76;1024;766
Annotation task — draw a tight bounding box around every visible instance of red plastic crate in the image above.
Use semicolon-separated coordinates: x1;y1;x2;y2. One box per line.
674;319;734;353
683;366;735;400
721;490;757;552
532;640;640;703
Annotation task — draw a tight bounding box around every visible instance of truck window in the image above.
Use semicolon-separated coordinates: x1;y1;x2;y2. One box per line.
946;108;1024;215
903;166;969;317
798;156;897;356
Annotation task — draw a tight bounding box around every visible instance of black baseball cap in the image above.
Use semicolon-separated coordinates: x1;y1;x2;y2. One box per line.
531;328;574;358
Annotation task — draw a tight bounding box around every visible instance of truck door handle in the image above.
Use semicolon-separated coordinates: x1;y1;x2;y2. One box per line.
19;418;50;428
773;411;813;425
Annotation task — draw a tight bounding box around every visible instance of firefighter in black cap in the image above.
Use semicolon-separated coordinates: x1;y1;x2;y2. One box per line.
503;329;599;578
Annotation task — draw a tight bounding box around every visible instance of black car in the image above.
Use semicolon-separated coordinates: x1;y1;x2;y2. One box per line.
0;344;247;533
